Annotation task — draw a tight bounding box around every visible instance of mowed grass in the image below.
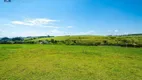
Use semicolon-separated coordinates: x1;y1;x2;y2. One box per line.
0;44;142;80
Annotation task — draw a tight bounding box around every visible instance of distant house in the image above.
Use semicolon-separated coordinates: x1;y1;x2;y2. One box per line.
39;42;43;44
39;41;48;44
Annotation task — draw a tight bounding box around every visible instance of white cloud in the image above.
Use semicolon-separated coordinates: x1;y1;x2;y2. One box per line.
43;26;59;28
114;29;118;32
0;29;2;32
67;26;73;28
0;29;5;33
3;29;96;37
11;32;16;34
9;29;65;37
11;18;57;26
78;31;95;35
71;30;95;35
27;18;56;25
48;29;65;36
124;32;129;34
11;31;47;37
0;29;5;37
11;21;33;26
21;31;46;36
107;29;119;35
4;24;15;27
3;18;90;36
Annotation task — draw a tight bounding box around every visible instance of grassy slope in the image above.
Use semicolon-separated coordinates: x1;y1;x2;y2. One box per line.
31;36;72;41
30;35;105;41
29;35;142;41
0;44;142;80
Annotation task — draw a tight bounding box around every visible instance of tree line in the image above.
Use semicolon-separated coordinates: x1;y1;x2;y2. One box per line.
0;35;142;48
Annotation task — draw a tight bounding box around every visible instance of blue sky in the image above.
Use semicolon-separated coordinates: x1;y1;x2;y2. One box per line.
0;0;142;37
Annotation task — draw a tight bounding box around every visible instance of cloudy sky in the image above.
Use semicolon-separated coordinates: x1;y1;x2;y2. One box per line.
0;0;142;37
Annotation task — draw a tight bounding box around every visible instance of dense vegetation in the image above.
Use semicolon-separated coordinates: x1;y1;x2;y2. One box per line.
0;44;142;80
0;34;142;47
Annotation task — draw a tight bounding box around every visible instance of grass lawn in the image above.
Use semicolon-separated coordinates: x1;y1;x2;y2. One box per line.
0;44;142;80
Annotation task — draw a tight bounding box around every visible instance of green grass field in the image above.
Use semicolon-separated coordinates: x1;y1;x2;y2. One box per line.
0;44;142;80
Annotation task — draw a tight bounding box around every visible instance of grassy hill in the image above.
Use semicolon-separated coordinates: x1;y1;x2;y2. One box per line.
24;35;142;47
0;34;142;47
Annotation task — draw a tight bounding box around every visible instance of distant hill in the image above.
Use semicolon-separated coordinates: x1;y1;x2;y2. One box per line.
0;33;142;47
119;33;142;36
